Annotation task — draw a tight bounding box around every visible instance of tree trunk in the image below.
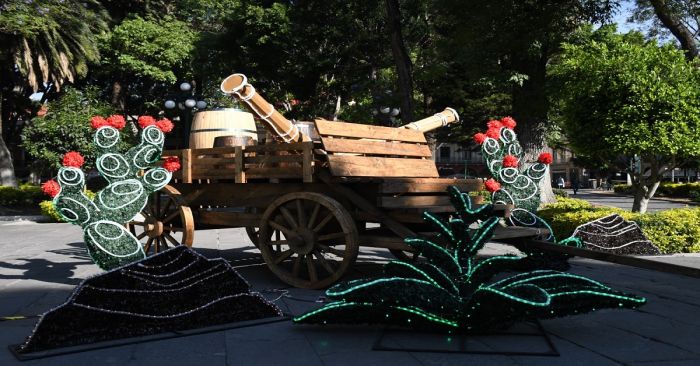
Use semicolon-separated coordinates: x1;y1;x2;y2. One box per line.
511;53;555;205
631;180;660;214
385;0;415;122
649;0;699;60
0;90;18;187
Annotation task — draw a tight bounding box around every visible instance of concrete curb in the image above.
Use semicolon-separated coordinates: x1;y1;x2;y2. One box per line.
586;190;699;206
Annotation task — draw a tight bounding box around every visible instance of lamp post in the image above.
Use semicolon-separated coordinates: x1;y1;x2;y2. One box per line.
374;106;400;126
164;82;207;148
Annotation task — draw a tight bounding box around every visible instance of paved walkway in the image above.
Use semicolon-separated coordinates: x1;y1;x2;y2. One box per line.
563;189;694;212
1;221;699;365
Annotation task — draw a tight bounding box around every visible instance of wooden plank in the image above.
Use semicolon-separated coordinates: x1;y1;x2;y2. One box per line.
234;146;245;183
245;167;303;179
198;210;260;227
244;155;305;164
303;144;313;183
378;195;452;208
327;155;438;178
378;178;483;193
315;119;427;143
512;240;700;279
245;141;314;153
190;157;238;167
321;138;432;157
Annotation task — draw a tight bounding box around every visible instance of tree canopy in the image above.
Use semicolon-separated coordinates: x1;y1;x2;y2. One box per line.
551;26;700;212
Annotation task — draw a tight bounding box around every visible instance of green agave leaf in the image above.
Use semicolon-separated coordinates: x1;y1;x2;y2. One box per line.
458;216;500;261
463;255;526;291
293;302;459;330
384;261;459;295
404;238;461;275
326;277;461;315
448;186;493;223
464;283;551;331
422;212;455;243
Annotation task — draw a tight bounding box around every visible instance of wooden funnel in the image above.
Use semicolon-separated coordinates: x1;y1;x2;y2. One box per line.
401;108;459;133
220;74;309;143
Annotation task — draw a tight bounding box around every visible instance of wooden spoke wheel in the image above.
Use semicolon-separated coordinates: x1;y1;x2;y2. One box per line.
128;185;194;255
258;192;359;289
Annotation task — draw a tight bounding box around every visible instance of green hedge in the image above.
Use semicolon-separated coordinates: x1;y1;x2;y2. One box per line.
39;190;96;222
614;182;700;201
0;184;44;206
538;197;700;254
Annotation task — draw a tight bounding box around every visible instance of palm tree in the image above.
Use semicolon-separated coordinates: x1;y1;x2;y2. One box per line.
0;0;108;186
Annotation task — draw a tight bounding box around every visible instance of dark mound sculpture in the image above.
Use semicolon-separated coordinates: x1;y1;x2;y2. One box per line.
17;246;282;353
572;214;661;255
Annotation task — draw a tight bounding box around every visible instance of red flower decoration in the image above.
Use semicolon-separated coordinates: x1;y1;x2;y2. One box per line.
62;151;84;168
502;155;519;168
485;127;501;139
162;156;181;172
41;179;61;198
500;116;517;129
486;119;502;129
473;133;487;145
90;116;108;129
156;118;174;133
106;115;126;129
138;116;157;129
484;179;501;193
537;152;553;165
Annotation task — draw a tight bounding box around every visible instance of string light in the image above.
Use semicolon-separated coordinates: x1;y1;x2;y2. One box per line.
294;187;646;332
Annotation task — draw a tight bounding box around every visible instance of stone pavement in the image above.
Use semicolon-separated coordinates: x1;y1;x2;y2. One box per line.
563;189;696;212
1;221;699;365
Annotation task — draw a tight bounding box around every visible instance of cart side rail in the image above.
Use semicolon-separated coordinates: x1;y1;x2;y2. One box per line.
162;141;315;183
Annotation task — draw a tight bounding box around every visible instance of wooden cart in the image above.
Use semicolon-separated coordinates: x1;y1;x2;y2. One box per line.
127;117;542;289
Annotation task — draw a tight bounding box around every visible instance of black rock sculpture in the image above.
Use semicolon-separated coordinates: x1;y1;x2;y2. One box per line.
16;246;282;353
572;214;661;255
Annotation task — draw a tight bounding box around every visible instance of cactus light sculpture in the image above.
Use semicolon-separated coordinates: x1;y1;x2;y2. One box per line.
473;117;555;236
41;115;180;270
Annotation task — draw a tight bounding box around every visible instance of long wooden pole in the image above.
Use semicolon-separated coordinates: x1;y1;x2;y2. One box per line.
221;74;309;143
400;107;459;133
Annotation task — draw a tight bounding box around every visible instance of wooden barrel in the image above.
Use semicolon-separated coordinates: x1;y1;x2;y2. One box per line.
189;108;258;149
213;135;255;148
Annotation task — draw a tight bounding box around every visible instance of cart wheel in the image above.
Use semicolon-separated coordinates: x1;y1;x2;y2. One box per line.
127;185;194;255
258;192;359;289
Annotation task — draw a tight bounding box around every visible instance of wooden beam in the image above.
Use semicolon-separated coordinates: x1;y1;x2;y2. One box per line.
315;119;427;143
515;240;700;279
321;138;432;157
326;155;439;178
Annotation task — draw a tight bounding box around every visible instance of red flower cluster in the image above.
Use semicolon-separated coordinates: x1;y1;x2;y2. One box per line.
537;152;553;165
138;116;157;129
106;115;126;129
500;116;516;129
162;156;181;172
502;155;519;168
90;116;108;129
156;118;174;133
41;179;61;198
484;179;501;193
486;119;502;129
485;127;500;139
473;132;487;145
62;151;84;168
90;115;126;129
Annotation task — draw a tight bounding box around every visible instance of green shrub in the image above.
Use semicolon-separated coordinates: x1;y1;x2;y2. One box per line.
613;184;633;194
553;188;569;198
39;189;96;222
538;197;700;253
469;190;492;203
614;182;700;198
0;184;45;206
